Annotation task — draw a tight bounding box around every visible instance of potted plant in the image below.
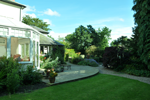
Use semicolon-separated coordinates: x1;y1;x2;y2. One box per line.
60;66;64;72
49;69;58;83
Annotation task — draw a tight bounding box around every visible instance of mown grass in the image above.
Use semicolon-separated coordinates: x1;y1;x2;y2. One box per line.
1;74;150;100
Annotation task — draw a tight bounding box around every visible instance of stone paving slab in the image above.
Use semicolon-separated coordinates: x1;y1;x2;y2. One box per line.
40;62;99;86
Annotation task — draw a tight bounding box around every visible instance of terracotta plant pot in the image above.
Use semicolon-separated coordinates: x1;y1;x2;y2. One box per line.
49;77;55;83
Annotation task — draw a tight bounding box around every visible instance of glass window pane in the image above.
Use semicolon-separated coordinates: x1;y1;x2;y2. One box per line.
0;28;3;31
26;43;29;56
21;44;24;58
33;41;35;66
0;37;7;57
37;42;38;67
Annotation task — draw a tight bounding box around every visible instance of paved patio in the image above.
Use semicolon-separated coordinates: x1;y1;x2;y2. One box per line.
40;62;100;86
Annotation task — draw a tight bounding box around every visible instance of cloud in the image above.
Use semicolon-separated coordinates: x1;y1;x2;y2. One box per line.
43;19;52;25
22;5;36;18
24;13;36;18
111;27;132;35
89;18;115;25
108;27;133;46
23;5;36;13
48;31;71;40
119;18;124;22
44;9;60;16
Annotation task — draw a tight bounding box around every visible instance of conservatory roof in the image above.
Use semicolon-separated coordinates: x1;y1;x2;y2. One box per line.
40;34;64;46
30;26;49;34
0;15;40;34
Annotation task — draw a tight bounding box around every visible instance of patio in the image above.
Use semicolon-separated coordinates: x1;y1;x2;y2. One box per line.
40;62;99;86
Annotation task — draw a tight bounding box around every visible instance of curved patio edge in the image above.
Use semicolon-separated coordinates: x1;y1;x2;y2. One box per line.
41;63;100;86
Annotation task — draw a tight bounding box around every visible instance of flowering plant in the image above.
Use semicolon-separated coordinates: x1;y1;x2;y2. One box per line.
49;69;58;78
43;57;46;62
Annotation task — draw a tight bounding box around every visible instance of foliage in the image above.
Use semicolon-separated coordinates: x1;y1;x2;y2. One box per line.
41;57;60;72
22;15;51;31
77;60;87;66
0;56;21;93
110;36;131;50
102;47;131;71
71;57;83;64
49;69;58;78
40;56;44;61
124;64;150;77
65;49;76;58
65;25;111;54
85;45;97;56
65;53;69;61
77;59;99;67
51;46;65;64
130;26;140;56
40;57;53;69
96;27;111;50
92;56;100;62
132;0;150;70
20;65;42;85
6;68;20;94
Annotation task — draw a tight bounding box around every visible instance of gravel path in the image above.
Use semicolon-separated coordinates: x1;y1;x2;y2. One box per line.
98;64;150;85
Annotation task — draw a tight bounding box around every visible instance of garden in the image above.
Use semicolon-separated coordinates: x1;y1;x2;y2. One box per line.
0;74;150;100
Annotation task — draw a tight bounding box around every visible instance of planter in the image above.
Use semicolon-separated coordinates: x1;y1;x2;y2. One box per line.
49;77;55;83
45;69;51;79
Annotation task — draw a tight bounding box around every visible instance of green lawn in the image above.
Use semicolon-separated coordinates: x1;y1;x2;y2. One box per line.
1;74;150;100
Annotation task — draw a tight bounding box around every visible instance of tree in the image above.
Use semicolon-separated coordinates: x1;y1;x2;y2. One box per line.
56;36;71;49
96;27;111;50
129;26;140;56
110;36;131;50
65;25;111;54
132;0;150;69
22;15;51;31
65;25;92;54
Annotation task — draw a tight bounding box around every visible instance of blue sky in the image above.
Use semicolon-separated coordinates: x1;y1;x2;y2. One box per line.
16;0;135;45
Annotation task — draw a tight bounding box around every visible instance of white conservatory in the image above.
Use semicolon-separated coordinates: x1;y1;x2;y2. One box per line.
0;0;40;69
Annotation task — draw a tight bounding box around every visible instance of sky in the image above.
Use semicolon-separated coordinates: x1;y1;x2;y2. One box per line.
16;0;135;45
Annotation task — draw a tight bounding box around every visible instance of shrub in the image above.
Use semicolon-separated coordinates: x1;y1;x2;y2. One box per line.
20;65;42;85
85;45;97;56
40;56;44;61
77;59;99;67
65;49;75;56
40;57;53;69
6;68;20;93
65;53;69;61
77;61;87;66
0;56;21;93
84;59;99;65
124;69;150;77
71;57;83;64
45;46;65;64
93;56;99;62
102;47;131;71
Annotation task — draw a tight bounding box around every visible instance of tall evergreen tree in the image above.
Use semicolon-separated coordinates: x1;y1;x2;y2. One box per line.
132;0;150;69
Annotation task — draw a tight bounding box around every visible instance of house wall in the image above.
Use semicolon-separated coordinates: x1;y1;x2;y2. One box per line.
0;1;21;21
